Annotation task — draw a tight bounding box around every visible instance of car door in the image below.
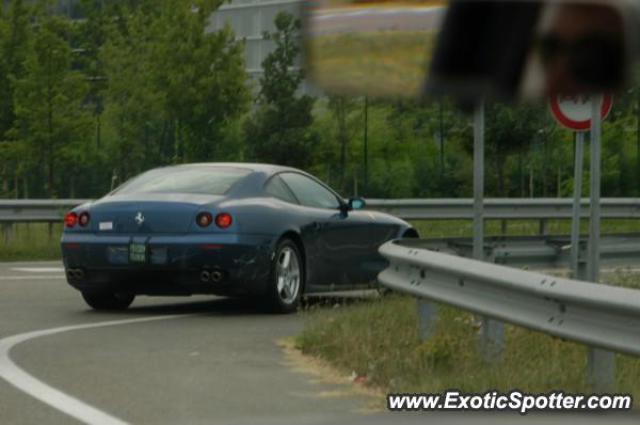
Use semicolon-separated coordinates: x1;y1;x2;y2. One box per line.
335;208;402;283
278;172;373;287
263;174;333;287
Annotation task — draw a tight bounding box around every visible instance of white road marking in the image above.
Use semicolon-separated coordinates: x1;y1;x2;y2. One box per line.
317;6;442;15
0;315;192;425
11;267;65;273
315;6;442;20
0;276;66;281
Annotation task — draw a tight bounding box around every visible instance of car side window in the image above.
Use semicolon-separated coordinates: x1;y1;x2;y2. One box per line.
279;173;341;210
264;175;299;204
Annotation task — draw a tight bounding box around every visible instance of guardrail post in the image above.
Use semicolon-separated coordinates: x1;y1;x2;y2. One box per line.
538;218;549;236
417;299;438;341
500;219;507;235
576;243;588;281
586;95;615;392
588;349;615;392
2;223;13;245
483;249;505;361
481;316;505;361
379;241;640;364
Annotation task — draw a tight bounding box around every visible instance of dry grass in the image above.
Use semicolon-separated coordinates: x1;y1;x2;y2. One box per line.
411;218;640;238
297;293;640;408
297;219;640;405
308;31;436;98
279;337;384;412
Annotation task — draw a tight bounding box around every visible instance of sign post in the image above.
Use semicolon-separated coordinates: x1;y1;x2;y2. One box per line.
473;101;504;361
570;132;584;278
418;101;501;352
473;102;485;262
587;96;615;392
549;94;612;279
549;93;614;391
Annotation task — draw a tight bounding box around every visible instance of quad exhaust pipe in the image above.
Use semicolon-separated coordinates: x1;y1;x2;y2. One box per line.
200;270;211;283
66;268;85;280
200;269;224;284
210;270;223;283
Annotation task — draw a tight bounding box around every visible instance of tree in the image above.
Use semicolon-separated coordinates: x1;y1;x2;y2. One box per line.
101;0;250;182
152;0;250;163
11;14;92;197
460;102;550;197
326;96;358;192
0;0;30;196
0;0;29;138
100;9;167;180
244;11;318;168
76;0;112;148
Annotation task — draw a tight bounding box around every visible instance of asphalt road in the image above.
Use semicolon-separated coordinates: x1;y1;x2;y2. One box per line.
1;261;638;425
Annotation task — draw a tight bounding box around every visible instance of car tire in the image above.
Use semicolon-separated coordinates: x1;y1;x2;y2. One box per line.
267;238;304;314
81;291;135;311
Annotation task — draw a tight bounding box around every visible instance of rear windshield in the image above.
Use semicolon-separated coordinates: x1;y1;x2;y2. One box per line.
114;167;251;195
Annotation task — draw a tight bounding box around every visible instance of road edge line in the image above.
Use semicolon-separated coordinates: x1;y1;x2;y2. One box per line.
0;315;191;425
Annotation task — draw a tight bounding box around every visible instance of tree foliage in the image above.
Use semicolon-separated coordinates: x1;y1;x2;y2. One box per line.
101;0;250;181
0;2;639;201
12;14;92;197
0;0;250;197
244;11;318;168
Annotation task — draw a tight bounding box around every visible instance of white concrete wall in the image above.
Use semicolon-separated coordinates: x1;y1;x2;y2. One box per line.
209;0;317;94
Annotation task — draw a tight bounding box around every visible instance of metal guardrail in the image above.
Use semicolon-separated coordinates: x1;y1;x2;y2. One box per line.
365;198;640;220
0;200;90;223
378;240;640;357
1;198;640;223
2;196;638;269
405;234;640;270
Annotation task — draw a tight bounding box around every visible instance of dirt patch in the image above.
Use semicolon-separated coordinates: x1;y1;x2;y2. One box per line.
277;337;385;412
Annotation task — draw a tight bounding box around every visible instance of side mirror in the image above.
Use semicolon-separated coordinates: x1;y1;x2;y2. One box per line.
348;198;366;210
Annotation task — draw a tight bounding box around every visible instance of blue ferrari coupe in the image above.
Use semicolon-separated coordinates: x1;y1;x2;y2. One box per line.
61;163;417;313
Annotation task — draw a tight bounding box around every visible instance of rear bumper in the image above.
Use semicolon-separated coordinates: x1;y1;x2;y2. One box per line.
61;232;275;296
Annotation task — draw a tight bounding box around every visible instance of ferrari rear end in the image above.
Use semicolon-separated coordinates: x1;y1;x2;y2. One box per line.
61;167;274;307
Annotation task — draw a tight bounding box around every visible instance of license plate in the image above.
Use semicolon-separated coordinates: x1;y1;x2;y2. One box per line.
129;243;147;263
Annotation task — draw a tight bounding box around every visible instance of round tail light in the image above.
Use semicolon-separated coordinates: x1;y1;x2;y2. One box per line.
215;213;232;229
78;212;90;227
64;212;78;228
196;212;213;227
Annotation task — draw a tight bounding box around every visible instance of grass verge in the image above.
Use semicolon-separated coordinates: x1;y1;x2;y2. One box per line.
308;31;436;98
0;223;62;262
297;293;640;408
411;218;640;238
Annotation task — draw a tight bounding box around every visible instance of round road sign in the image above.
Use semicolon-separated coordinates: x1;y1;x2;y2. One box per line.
549;94;613;132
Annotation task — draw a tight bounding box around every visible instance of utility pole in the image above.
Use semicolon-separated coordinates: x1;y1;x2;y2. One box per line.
363;96;369;195
439;101;445;180
587;95;615;391
474;101;504;361
570;132;584;277
637;90;640;196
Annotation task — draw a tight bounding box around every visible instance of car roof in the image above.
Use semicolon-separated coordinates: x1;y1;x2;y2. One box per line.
162;162;302;176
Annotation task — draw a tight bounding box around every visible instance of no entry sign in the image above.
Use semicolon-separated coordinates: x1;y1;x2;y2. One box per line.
549;94;613;132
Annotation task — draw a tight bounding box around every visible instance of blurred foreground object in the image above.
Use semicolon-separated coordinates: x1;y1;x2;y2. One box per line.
304;0;640;102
